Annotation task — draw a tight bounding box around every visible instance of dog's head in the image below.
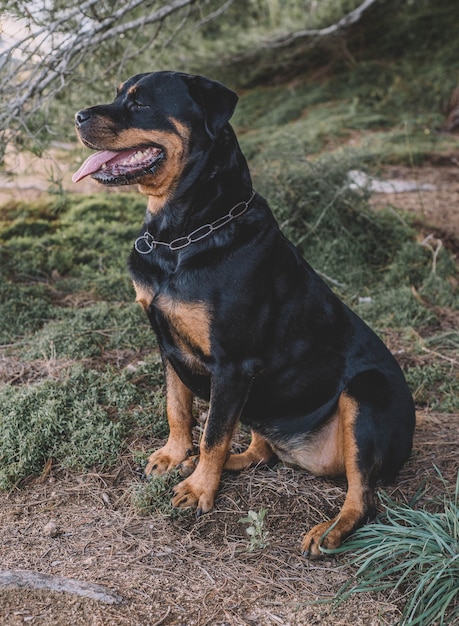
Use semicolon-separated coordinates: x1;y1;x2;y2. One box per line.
73;71;238;198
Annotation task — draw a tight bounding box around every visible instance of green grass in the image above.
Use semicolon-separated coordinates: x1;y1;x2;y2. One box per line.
20;302;150;360
234;56;457;168
330;471;459;625
0;358;166;489
406;363;459;413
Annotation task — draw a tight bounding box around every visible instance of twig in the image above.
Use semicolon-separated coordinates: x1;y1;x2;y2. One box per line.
151;606;171;626
314;270;346;290
0;570;123;604
420;234;443;274
420;346;459;366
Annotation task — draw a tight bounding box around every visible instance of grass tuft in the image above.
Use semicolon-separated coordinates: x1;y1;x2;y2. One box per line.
330;471;459;625
132;470;189;519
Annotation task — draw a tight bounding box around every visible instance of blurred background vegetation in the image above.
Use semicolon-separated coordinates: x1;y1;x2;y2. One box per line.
1;0;459;153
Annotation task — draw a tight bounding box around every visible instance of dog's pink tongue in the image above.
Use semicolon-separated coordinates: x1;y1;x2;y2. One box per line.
72;150;120;183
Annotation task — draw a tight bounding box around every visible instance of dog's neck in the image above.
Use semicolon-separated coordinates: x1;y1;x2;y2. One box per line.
143;124;253;241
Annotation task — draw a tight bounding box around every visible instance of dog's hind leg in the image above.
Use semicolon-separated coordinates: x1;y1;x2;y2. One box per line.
224;430;275;471
301;392;376;559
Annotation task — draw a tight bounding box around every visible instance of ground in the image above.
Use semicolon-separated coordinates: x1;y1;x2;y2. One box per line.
0;151;458;625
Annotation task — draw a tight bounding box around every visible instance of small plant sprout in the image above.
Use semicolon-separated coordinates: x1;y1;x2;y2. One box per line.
420;234;443;274
239;509;270;551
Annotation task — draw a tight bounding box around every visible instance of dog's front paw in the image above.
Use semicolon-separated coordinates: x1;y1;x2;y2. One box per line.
172;474;217;516
144;442;193;477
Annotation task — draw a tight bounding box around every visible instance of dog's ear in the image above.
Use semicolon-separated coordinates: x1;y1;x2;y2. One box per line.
187;75;238;140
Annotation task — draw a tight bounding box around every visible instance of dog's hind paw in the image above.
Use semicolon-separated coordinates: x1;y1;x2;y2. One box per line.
301;518;349;559
178;454;199;477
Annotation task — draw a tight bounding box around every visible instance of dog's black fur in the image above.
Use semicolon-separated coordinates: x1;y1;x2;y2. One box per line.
74;71;415;557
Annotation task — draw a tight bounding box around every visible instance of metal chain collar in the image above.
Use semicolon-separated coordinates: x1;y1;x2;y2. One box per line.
134;190;256;254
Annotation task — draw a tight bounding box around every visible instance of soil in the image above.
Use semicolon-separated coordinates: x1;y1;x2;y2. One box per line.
0;150;458;625
369;158;459;254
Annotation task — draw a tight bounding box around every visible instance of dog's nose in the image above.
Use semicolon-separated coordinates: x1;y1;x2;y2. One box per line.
75;109;90;127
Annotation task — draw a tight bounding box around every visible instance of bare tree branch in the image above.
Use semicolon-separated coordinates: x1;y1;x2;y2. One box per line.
2;0;196;119
0;0;203;155
258;0;380;49
223;0;381;69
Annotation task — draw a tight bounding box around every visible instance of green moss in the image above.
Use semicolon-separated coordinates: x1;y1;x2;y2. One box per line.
21;302;153;360
0;282;55;344
0;367;127;487
0;360;167;488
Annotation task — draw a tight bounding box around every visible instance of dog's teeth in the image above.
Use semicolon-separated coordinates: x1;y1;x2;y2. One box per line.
126;151;145;165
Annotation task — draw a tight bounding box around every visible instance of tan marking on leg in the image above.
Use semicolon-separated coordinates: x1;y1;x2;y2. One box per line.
156;295;212;356
132;281;154;310
224;430;274;471
172;434;233;514
301;392;370;558
144;362;194;476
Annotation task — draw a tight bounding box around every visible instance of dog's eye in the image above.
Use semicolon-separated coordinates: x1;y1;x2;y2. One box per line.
130;100;147;110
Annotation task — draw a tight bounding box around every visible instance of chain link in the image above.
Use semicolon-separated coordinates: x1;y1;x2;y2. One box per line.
134;190;255;255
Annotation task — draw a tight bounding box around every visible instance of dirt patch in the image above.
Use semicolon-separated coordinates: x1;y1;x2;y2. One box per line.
0;419;455;626
0;411;456;626
369;160;459;248
0;145;135;205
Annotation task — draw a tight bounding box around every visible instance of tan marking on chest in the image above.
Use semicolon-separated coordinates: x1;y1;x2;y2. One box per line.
157;295;212;356
132;281;154;310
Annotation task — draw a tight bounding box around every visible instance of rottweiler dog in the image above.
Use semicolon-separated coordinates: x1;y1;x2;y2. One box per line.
73;71;415;557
